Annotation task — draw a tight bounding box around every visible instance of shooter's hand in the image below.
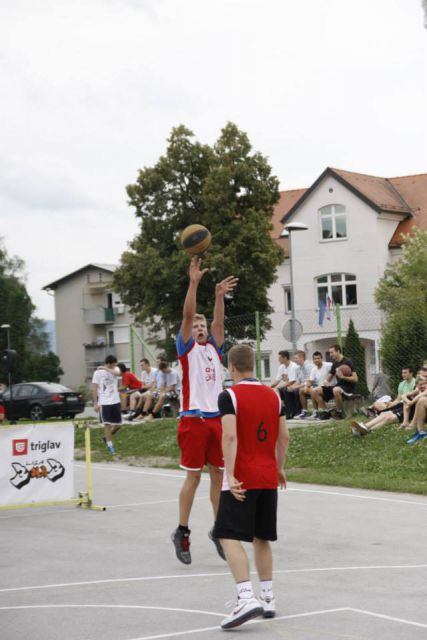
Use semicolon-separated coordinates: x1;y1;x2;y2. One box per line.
216;276;239;297
189;257;209;284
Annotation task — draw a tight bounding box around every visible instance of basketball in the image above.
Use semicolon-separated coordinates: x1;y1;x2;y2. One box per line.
336;364;352;377
180;224;211;255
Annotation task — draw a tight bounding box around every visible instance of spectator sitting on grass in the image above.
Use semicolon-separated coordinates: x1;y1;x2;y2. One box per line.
311;344;358;421
362;366;415;417
294;351;330;420
282;350;312;419
406;381;427;444
351;377;427;436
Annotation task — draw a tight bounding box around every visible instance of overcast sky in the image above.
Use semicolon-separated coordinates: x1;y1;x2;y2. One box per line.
1;0;426;320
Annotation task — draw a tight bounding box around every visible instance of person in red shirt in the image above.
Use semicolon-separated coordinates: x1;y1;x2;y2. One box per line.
213;344;289;630
117;363;143;412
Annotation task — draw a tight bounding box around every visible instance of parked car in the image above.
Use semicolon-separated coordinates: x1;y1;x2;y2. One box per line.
0;382;85;421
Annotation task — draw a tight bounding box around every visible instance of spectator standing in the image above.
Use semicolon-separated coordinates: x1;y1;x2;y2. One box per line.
92;355;122;454
311;344;358;420
213;344;289;629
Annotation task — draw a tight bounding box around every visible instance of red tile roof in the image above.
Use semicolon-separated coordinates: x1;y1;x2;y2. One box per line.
273;168;427;249
388;174;427;247
271;189;307;255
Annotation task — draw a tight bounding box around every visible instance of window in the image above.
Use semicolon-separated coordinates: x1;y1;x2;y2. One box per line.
283;286;292;314
319;204;347;240
316;273;357;307
262;356;271;380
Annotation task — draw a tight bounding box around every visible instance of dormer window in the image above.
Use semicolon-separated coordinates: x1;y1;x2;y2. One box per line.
319;204;347;240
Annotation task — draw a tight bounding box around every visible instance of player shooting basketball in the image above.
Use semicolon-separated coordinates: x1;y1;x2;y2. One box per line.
171;256;238;565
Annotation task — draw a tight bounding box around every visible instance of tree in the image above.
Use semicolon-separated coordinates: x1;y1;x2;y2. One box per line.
114;123;283;356
375;228;427;392
343;319;369;396
0;239;63;384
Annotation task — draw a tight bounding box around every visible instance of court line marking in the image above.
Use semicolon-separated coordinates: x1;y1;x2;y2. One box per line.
0;497;210;519
1;564;426;594
349;607;427;629
74;463;427;507
1;603;426;638
0;604;223;617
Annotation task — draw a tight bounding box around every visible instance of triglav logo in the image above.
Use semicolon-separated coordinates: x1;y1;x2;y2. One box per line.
12;439;28;456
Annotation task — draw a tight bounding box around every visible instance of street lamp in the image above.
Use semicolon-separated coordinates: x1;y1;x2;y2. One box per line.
1;324;11;349
280;223;309;352
1;323;15;423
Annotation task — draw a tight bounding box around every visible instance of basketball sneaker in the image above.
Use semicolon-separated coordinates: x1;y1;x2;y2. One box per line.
221;597;264;629
208;528;226;561
406;430;427;445
171;528;192;564
107;443;116;454
259;594;276;618
294;410;308;419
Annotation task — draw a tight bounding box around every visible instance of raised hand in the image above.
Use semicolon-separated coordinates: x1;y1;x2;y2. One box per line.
189;256;209;284
216;275;239;297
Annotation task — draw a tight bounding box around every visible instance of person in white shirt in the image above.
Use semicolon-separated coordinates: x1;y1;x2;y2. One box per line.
142;361;179;422
270;351;298;390
296;352;333;419
92;355;122;454
282;350;313;419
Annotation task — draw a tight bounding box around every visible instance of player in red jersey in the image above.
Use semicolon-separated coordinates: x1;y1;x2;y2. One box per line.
171;256;238;565
213;344;289;630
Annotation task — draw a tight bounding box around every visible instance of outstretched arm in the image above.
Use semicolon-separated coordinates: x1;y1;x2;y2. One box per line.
181;257;209;343
211;275;239;348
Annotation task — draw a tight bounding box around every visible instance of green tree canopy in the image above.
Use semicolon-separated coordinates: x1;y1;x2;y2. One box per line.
375;228;427;391
0;239;63;384
114;123;283;354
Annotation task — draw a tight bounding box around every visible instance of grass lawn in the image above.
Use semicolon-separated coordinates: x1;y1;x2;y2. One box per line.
73;416;427;496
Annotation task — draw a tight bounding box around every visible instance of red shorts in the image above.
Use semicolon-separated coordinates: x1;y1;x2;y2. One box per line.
177;416;223;471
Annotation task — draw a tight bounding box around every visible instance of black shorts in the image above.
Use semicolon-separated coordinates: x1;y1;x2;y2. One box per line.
99;403;122;425
213;489;278;542
322;385;354;402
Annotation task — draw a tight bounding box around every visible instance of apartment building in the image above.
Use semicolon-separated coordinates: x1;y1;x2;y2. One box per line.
43;264;147;389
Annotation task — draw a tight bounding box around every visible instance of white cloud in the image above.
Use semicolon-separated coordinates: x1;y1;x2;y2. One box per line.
0;0;426;319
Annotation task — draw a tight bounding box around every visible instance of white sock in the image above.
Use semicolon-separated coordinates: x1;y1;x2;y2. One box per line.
260;579;273;598
237;580;254;600
106;440;113;447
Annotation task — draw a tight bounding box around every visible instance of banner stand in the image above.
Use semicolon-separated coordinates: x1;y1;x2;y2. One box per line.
0;419;105;512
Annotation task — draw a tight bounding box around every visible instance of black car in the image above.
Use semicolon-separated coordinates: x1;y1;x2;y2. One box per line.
0;382;85;421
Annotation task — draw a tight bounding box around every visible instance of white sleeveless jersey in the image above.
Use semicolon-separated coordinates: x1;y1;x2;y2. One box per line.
178;338;223;415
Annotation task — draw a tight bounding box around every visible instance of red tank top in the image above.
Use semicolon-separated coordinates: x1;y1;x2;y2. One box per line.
227;381;281;489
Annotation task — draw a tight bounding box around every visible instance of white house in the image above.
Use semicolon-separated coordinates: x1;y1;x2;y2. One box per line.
261;167;427;384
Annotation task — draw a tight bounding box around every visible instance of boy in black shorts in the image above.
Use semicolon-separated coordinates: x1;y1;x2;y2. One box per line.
213;344;289;630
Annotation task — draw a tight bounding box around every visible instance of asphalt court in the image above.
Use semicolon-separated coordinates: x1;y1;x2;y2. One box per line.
1;462;426;640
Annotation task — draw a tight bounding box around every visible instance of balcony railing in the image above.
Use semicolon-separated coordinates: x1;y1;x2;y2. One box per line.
84;344;116;363
83;307;115;325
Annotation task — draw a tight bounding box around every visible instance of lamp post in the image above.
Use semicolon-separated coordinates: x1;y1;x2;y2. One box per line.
1;323;15;423
1;324;11;350
280;223;309;352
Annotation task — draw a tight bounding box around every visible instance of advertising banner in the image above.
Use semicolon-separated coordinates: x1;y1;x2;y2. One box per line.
0;423;74;506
